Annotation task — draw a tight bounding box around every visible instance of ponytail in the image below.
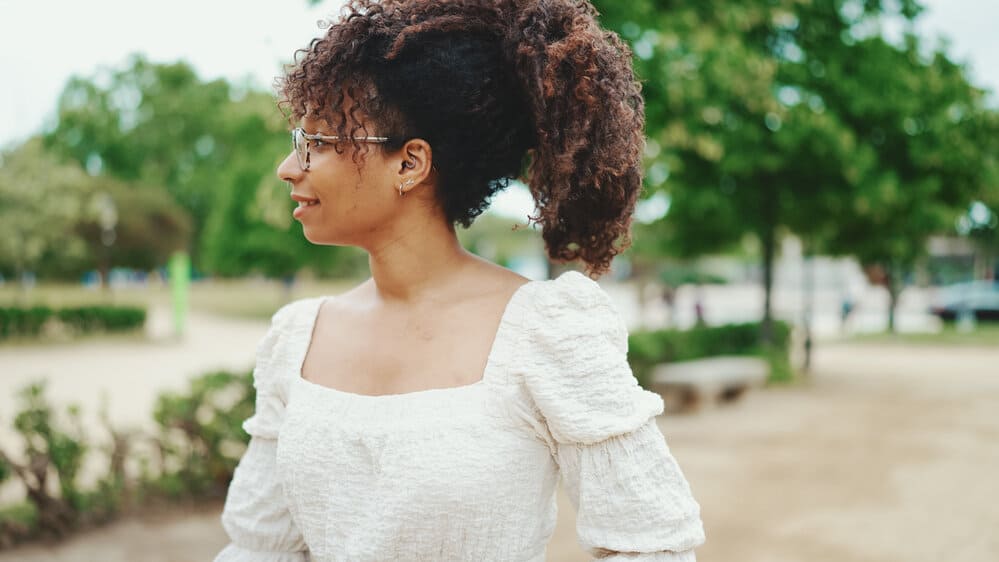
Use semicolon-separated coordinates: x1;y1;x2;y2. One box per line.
509;0;646;277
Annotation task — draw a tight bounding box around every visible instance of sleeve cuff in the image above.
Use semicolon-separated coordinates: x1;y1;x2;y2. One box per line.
596;550;696;562
214;543;310;562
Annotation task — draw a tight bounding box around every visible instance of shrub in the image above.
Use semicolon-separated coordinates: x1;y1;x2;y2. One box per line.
146;370;256;500
55;306;146;334
0;306;52;339
0;369;255;549
0;381;87;542
628;321;792;387
0;502;37;549
0;305;145;340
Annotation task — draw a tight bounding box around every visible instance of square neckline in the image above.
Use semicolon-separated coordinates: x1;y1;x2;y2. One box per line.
294;277;540;401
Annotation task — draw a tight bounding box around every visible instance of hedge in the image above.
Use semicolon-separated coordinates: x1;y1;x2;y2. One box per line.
0;305;146;340
628;321;793;387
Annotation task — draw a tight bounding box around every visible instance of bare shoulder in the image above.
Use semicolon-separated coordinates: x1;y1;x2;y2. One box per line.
463;260;532;301
320;278;375;314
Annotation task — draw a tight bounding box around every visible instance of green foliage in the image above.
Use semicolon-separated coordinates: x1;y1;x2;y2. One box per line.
762;343;795;384
0;306;52;338
75;179;193;276
657;266;727;287
0;502;38;528
13;383;88;511
628;321;792;387
0;368;257;546
800;33;995;263
0;501;38;549
55;306;146;334
45;56;231;231
0;305;145;340
0;137;193;283
148;370;256;499
599;0;998;334
0;382;85;542
42;54;360;279
199;88;368;279
0;139;93;279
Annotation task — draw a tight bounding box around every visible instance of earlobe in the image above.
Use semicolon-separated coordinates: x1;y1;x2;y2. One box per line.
398;177;415;197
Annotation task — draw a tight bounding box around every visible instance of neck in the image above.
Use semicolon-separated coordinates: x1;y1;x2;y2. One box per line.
365;214;475;303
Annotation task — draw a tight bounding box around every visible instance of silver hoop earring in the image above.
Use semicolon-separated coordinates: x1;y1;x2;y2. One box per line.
398;178;415;197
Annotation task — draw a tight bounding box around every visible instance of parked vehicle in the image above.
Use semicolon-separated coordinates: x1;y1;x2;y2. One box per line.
930;281;999;322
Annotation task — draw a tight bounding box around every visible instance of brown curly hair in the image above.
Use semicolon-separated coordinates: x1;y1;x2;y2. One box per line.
278;0;645;277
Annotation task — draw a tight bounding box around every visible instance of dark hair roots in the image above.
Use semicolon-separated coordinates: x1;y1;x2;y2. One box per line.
278;0;645;277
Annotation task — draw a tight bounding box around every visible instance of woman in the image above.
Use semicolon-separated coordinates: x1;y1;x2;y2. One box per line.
215;0;705;560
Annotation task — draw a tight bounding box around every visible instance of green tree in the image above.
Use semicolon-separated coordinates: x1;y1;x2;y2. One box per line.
0;138;194;287
0;139;91;291
44;55;362;281
597;0;995;336
595;0;872;343
45;55;231;241
789;10;998;330
199;90;367;281
75;178;193;287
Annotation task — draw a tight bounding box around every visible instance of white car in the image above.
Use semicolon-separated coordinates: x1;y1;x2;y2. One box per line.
930;281;999;321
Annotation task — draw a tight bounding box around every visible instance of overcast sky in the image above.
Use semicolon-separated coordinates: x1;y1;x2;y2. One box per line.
2;0;995;147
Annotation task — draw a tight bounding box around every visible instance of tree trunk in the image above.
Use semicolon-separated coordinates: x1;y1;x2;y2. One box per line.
0;450;75;537
802;250;814;373
100;263;111;291
885;264;900;333
99;244;112;291
760;224;776;346
14;262;27;307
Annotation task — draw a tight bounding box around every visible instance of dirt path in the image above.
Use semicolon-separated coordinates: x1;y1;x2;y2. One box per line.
1;306;268;435
661;342;998;562
2;341;997;561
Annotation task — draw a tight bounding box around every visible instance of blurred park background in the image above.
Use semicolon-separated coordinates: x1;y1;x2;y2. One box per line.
1;0;997;561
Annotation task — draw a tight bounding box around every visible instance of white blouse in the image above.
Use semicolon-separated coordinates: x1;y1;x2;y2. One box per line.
215;271;705;562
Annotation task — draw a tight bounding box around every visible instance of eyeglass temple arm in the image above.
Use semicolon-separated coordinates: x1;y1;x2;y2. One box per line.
300;132;391;143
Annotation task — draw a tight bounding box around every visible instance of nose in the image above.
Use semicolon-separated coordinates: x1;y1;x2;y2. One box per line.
277;151;303;183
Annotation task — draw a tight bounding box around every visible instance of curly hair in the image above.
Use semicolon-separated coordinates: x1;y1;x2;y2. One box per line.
278;0;645;277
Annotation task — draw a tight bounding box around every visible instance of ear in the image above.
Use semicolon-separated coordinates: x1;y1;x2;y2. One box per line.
395;138;434;195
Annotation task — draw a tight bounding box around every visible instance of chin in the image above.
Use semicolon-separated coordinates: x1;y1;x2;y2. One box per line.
300;227;325;245
301;227;344;247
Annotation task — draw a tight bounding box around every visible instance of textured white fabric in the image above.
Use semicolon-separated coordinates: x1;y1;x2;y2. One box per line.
215;270;705;562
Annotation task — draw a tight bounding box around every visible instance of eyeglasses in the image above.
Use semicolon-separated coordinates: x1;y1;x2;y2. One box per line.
291;127;390;171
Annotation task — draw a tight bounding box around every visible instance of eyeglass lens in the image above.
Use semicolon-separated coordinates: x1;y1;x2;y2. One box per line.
292;128;309;170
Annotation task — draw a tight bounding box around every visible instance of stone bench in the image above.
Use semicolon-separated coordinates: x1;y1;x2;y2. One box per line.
648;356;770;413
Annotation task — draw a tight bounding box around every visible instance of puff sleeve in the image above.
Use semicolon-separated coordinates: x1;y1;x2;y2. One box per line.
215;302;311;562
522;272;705;561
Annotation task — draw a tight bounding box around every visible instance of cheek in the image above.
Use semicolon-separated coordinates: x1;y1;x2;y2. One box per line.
308;178;397;238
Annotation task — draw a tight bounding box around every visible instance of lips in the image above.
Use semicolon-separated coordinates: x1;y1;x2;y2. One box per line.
290;193;320;219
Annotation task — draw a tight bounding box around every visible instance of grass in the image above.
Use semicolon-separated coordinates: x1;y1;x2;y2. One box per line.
847;323;999;347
